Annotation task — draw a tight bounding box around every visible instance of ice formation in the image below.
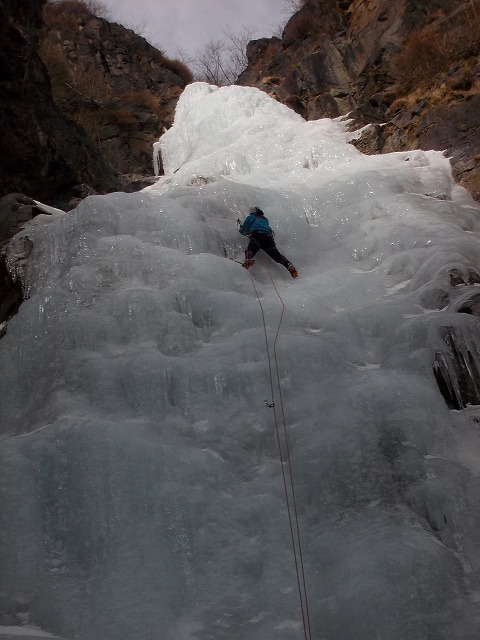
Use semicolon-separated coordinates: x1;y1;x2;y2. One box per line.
2;83;480;640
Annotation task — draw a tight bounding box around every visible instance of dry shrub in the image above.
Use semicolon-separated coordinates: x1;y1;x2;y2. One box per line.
389;85;449;114
143;50;193;84
118;90;160;112
449;0;480;55
43;4;79;30
390;31;450;88
44;0;110;26
100;139;131;172
262;76;282;85
71;66;112;101
100;109;138;126
162;58;194;85
39;46;72;96
71;104;140;142
391;3;480;90
42;51;113;113
140;48;167;65
72;106;103;139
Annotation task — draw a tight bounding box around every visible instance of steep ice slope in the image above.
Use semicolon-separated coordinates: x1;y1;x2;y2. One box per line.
1;83;480;640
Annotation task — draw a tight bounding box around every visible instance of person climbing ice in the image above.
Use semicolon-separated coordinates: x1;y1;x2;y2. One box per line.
238;207;298;277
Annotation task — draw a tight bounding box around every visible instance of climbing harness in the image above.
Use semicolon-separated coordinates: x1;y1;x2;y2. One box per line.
246;264;313;640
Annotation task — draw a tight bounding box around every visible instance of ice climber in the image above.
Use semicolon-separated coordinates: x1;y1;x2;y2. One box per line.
238;207;298;277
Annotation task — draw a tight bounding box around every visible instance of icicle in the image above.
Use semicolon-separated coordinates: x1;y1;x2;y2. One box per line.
153;141;162;177
434;326;480;409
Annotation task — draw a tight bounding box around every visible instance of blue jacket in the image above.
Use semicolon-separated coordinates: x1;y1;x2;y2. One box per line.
239;213;273;236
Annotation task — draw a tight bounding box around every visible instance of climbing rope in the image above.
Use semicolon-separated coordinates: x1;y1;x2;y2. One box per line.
246;265;313;640
264;263;313;640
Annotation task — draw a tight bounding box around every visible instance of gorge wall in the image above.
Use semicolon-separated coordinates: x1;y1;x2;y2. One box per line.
39;1;192;182
0;0;118;206
0;0;192;210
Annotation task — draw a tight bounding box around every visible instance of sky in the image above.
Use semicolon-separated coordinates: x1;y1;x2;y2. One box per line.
99;0;294;58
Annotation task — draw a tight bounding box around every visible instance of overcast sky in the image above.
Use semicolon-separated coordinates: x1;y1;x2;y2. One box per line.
100;0;293;58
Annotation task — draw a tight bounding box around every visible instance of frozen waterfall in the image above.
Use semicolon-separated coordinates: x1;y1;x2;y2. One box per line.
2;83;480;640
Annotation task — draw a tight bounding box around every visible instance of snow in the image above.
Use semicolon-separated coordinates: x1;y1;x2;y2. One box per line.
32;201;66;217
1;82;480;639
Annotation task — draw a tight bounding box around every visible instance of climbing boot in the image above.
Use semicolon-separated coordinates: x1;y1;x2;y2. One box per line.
242;258;255;269
287;264;298;278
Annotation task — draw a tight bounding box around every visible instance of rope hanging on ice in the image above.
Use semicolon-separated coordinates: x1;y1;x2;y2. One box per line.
247;265;313;640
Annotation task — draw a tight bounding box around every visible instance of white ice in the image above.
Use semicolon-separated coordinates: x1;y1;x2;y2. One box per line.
1;83;480;639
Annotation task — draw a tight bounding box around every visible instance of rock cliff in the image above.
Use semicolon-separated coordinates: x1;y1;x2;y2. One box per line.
0;0;192;209
39;1;192;179
0;0;119;206
237;0;480;201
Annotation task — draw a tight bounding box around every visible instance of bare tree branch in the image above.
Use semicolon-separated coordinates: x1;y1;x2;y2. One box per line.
181;25;255;86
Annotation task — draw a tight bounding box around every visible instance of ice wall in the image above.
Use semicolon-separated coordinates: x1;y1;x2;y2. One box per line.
1;83;480;640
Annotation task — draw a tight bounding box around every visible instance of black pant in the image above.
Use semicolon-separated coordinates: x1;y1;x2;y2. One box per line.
245;232;291;269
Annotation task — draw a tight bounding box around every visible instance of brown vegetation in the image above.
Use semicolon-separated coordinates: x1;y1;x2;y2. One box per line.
118;90;160;113
101;140;131;172
100;109;138;126
390;1;480;91
163;58;194;84
147;51;193;84
261;76;282;86
44;0;111;24
39;42;112;114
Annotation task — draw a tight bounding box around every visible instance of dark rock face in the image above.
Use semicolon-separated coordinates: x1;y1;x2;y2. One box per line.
0;193;49;329
39;5;192;177
238;2;350;118
0;193;44;245
0;0;119;206
237;0;480;202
